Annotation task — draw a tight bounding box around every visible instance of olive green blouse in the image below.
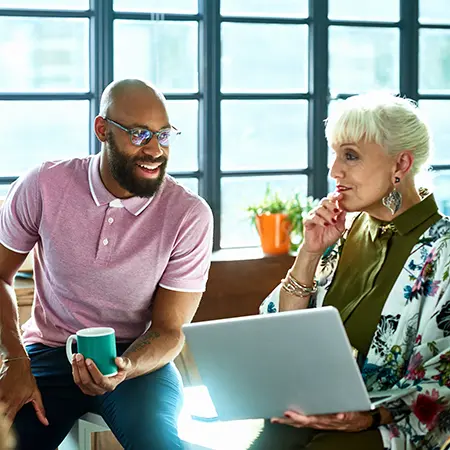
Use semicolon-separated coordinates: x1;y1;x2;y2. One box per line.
323;194;441;358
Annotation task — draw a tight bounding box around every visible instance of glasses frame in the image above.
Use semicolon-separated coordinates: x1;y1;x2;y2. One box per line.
103;117;180;147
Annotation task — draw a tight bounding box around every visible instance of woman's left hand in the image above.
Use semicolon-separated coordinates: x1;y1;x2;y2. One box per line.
271;410;373;432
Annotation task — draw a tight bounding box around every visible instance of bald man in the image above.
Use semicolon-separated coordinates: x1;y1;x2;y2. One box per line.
0;79;213;449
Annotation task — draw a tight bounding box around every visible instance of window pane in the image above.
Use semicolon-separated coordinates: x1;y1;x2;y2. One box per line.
432;171;450;215
329;27;399;94
329;0;399;21
419;100;450;165
221;24;308;93
114;21;198;93
221;175;307;248
419;30;450;94
0;101;89;177
0;0;88;9
114;0;197;14
172;178;198;194
221;0;307;18
0;18;89;92
0;185;10;198
221;100;308;171
166;100;198;172
420;0;450;24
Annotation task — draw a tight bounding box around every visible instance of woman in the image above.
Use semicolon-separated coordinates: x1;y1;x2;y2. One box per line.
252;93;450;450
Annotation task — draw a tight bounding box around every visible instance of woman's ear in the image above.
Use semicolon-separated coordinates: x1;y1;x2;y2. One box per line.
394;151;414;180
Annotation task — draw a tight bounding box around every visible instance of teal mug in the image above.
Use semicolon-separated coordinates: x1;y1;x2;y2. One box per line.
66;327;117;377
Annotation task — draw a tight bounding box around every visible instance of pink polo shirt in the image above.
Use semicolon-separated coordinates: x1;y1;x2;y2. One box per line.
0;154;213;346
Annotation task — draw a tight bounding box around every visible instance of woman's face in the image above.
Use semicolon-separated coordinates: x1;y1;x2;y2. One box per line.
329;140;397;214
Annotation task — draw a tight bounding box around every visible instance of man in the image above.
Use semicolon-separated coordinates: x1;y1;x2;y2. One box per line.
0;79;213;449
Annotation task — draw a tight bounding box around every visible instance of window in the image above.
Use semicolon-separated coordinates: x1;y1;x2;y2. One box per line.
418;0;450;213
2;1;450;250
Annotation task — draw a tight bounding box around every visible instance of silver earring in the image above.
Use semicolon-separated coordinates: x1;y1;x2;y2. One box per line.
382;178;402;215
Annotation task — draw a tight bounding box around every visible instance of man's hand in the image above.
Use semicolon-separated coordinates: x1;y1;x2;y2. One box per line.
0;359;49;426
71;354;133;396
270;410;373;432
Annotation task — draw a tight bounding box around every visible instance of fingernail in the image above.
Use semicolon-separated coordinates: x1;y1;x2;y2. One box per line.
86;359;92;366
270;418;278;424
324;223;329;227
76;354;83;362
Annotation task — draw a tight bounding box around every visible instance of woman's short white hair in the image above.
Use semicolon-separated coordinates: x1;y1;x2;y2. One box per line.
325;93;432;176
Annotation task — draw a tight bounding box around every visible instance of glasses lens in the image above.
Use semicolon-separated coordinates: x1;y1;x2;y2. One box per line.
157;129;172;147
131;128;152;146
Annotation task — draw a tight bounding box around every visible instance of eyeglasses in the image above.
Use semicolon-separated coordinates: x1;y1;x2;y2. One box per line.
103;117;181;148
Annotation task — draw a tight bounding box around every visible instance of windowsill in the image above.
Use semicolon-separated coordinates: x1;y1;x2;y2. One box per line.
212;247;295;262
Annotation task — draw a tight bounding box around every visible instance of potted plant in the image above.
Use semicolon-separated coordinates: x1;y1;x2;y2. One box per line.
247;185;318;255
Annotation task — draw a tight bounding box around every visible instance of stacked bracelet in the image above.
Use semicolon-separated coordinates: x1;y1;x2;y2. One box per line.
281;270;318;298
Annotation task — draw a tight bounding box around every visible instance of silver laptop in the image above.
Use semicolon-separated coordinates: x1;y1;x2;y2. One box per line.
182;306;414;421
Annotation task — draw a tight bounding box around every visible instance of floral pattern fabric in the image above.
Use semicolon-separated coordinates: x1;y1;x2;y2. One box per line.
260;217;450;450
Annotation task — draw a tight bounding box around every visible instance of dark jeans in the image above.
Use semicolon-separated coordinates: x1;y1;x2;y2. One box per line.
13;343;184;450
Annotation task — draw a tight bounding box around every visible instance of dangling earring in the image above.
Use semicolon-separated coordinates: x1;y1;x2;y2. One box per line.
382;177;402;215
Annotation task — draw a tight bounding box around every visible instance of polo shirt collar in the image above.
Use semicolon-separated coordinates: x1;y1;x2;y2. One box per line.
88;153;155;216
367;192;438;241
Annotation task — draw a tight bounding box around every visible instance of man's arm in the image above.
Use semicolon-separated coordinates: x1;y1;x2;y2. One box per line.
122;286;203;379
0;243;48;425
0;243;29;359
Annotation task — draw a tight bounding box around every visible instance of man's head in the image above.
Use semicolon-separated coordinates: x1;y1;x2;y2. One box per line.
94;79;176;198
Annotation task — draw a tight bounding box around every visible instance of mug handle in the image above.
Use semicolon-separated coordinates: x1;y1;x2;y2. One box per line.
66;334;77;364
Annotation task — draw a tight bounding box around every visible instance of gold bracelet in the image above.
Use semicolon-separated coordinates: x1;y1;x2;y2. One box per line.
2;356;30;364
281;270;317;298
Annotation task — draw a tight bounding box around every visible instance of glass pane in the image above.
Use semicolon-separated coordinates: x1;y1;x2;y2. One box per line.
329;27;399;94
432;171;450;215
172;178;198;194
329;0;399;21
221;23;308;93
166;100;198;172
420;0;450;24
221;100;308;171
419;30;450;94
0;101;89;177
419;100;450;165
0;185;10;199
0;18;89;92
0;0;88;9
221;0;307;18
221;175;307;248
114;0;197;14
114;20;198;93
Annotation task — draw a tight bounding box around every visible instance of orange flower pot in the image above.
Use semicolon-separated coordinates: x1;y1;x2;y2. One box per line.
255;213;292;255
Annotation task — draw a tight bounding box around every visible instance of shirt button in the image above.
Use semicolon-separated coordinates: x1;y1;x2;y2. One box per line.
108;217;114;224
103;238;109;246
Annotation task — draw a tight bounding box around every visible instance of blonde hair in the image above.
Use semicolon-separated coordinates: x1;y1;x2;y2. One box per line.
325;93;432;176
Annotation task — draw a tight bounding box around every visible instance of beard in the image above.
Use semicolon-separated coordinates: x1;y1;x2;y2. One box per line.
106;131;167;198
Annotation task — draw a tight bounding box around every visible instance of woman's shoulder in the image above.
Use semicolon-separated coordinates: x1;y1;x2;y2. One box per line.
423;215;450;243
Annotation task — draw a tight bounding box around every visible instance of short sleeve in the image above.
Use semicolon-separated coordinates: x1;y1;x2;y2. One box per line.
159;199;213;292
0;166;42;254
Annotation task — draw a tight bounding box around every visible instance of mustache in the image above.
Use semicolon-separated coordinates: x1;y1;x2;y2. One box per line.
134;155;167;165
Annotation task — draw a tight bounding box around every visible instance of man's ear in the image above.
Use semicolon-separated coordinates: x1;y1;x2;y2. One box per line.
94;116;107;143
394;150;414;180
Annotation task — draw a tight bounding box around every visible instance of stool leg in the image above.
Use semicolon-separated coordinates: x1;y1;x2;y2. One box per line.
58;421;79;450
78;419;96;450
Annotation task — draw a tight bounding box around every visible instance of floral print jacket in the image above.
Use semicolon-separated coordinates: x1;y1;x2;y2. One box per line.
260;217;450;450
